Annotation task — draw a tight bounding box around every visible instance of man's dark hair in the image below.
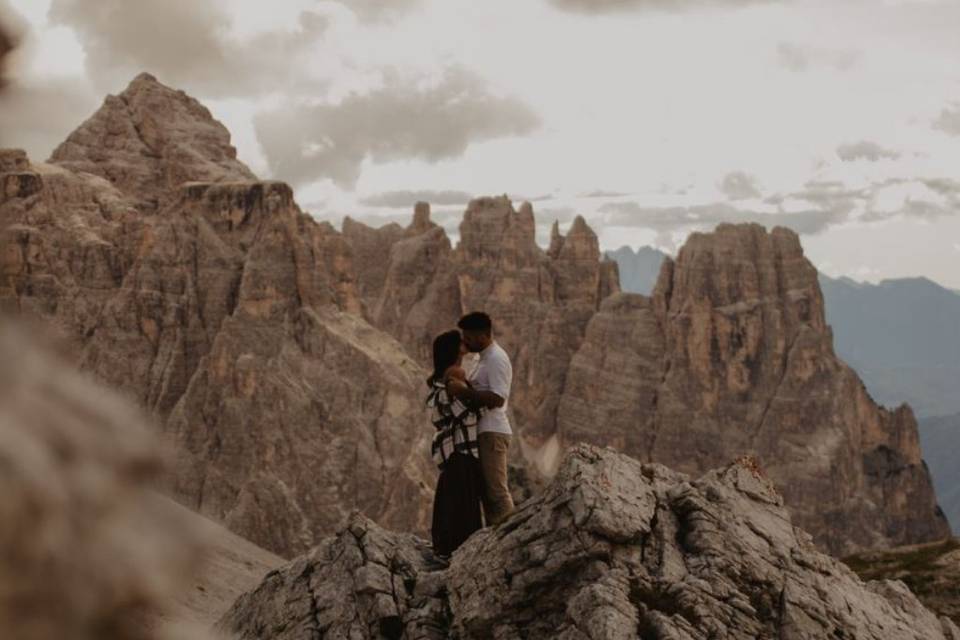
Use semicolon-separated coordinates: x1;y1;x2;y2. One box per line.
458;312;492;334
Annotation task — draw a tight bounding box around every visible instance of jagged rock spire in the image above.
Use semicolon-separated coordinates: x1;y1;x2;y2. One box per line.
50;73;256;211
547;219;564;258
409;201;434;235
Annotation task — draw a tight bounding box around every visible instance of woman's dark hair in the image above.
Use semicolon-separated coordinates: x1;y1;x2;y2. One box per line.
428;330;461;386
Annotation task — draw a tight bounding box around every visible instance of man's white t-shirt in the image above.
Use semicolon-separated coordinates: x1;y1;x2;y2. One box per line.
468;341;513;435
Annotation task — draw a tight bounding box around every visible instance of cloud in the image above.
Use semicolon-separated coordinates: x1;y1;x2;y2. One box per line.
48;0;329;97
578;189;631;198
340;0;423;22
600;176;958;236
511;192;554;203
0;77;99;158
933;102;960;136
254;66;540;189
600;201;846;235
777;42;859;72
358;189;473;208
719;171;761;200
836;141;900;162
922;177;960;198
537;207;581;224
549;0;773;14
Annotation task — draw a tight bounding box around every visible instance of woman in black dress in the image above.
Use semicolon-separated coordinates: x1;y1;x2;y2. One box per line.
426;330;485;558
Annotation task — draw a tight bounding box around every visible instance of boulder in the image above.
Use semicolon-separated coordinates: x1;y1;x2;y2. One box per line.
219;445;960;639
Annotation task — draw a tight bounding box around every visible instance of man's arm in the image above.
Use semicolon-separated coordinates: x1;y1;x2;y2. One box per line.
447;379;505;409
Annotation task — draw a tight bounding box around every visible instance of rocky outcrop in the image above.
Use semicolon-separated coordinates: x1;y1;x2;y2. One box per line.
218;445;960;640
49;72;255;211
0;323;212;640
352;196;621;453
372;204;460;360
558;224;949;555
3;73;946;559
348;205;946;554
556;292;664;455
1;75;435;558
341;215;405;314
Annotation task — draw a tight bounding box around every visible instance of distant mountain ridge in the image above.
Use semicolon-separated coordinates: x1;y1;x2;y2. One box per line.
919;413;960;531
604;245;668;296
818;274;960;418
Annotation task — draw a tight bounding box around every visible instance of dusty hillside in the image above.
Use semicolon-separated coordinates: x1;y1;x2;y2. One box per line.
152;497;282;631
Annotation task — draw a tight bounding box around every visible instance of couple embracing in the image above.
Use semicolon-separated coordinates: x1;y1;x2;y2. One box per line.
425;312;515;558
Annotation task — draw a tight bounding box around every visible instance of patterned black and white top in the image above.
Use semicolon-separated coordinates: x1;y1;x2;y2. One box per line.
426;378;482;469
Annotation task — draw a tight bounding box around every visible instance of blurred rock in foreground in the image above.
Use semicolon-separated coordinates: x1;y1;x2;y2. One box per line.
0;323;211;640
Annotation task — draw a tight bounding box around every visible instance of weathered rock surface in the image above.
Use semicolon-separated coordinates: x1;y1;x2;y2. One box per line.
2;73;947;559
350;197;621;463
556;224;949;555
347;204;947;554
49;72;256;211
341;215;405;314
1;75;435;558
845;537;960;628
0;323;212;640
218;445;960;640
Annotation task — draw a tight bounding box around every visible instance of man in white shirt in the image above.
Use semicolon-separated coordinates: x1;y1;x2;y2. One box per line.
448;312;515;525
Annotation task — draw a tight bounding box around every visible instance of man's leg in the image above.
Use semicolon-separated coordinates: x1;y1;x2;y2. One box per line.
478;432;515;525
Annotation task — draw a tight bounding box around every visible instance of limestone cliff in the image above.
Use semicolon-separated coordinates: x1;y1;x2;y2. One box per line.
351;196;620;453
0;75;434;558
557;224;949;554
49;72;256;211
1;73;947;559
218;445;960;640
346;208;947;554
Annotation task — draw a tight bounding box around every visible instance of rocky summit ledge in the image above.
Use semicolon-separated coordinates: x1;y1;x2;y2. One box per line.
176;181;297;230
217;445;960;640
179;180;295;208
0;148;30;173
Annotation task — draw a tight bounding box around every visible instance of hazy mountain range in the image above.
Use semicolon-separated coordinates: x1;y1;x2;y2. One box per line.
920;413;960;534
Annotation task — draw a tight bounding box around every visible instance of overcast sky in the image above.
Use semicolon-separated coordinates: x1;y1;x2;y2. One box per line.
2;0;959;287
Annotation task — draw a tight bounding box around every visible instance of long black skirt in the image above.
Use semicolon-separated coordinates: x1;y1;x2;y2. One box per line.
431;452;484;557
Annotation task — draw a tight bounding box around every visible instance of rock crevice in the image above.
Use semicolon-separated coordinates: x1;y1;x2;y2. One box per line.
219;445;960;640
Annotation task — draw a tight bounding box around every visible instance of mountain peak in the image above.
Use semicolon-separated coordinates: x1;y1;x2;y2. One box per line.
49;73;256;211
130;71;160;85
